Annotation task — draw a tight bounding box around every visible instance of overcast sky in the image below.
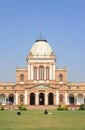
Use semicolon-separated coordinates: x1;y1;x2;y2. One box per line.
0;0;85;82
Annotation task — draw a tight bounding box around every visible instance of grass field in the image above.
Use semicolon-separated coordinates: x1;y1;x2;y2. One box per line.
0;109;85;130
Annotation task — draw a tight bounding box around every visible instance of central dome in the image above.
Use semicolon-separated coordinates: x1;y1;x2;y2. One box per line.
30;40;53;56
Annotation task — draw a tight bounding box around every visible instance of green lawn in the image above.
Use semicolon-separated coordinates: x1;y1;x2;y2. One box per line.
0;109;85;130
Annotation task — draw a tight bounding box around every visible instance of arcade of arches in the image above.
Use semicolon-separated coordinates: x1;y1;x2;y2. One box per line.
0;91;85;106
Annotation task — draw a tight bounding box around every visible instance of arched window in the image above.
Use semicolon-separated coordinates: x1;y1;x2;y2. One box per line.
77;94;84;105
33;67;37;80
20;74;24;81
46;67;49;80
69;94;74;104
0;94;6;105
39;66;44;80
59;74;63;81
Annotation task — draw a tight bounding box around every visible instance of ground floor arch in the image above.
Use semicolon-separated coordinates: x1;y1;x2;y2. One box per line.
30;93;35;105
39;93;44;105
9;94;14;105
77;94;84;105
69;94;74;104
0;94;6;105
48;93;54;105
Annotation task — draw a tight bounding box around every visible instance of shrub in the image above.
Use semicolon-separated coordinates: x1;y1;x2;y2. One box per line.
57;104;68;111
18;104;27;111
0;106;4;111
79;104;85;110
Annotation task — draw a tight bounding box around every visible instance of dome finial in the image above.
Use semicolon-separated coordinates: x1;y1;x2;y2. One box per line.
35;30;47;42
40;29;43;40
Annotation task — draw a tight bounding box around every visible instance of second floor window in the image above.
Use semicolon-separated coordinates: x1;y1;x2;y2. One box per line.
33;67;37;80
39;66;44;80
59;74;63;81
46;67;49;80
20;74;24;81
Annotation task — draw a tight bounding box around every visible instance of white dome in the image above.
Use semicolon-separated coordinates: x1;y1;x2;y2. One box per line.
30;40;53;55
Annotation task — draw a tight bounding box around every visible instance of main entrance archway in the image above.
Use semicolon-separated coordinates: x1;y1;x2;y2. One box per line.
39;93;44;105
48;93;54;105
30;93;35;105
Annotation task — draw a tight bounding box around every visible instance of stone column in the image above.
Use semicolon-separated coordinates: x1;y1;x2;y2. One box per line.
27;94;30;105
50;64;52;80
37;66;39;80
24;89;27;105
56;90;59;105
36;90;38;105
28;63;30;80
53;64;55;80
45;90;48;105
75;97;77;105
44;67;46;80
31;63;33;80
65;91;67;105
15;91;18;105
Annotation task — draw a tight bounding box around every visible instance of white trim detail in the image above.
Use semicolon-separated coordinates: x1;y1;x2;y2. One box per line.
50;64;52;80
53;64;55;80
31;64;33;80
65;91;67;105
24;89;27;105
28;60;55;63
36;90;38;105
45;90;48;105
15;92;18;105
56;90;59;105
28;63;30;80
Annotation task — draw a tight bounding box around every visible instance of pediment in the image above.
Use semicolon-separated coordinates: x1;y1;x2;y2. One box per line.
29;84;55;89
35;84;48;89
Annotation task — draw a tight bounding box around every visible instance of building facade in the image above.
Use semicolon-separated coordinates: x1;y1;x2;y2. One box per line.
0;39;85;108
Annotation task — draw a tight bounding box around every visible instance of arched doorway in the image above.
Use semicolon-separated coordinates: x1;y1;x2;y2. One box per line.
0;94;6;105
77;94;84;105
48;93;54;105
30;93;35;105
9;94;14;105
69;94;74;104
39;93;44;105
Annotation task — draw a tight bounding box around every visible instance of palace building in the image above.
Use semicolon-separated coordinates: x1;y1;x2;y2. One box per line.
0;39;85;108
